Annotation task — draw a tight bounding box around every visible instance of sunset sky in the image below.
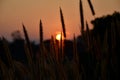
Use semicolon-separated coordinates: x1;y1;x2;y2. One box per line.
0;0;120;42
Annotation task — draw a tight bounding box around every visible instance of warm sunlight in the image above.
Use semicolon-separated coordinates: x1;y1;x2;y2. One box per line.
56;33;64;41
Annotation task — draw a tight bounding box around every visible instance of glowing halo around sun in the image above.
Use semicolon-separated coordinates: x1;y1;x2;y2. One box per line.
55;33;64;41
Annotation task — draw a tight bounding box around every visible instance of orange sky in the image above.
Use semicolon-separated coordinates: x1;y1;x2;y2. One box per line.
0;0;120;41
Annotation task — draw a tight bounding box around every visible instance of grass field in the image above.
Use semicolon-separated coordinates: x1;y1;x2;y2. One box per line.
0;0;120;80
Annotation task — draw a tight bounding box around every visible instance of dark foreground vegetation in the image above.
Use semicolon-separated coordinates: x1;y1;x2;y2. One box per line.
0;0;120;80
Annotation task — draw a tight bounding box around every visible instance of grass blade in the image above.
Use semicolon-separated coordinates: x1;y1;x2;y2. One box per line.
22;23;33;57
40;20;43;44
79;0;84;33
60;7;66;38
87;0;95;15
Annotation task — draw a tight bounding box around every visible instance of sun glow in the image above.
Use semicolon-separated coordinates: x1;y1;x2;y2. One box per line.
56;33;64;41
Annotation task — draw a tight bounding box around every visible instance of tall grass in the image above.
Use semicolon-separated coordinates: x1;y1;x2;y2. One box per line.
0;0;119;80
60;7;66;38
39;20;43;44
87;0;95;16
79;0;84;34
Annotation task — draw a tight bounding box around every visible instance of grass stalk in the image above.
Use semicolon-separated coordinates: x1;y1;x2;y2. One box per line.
22;24;33;57
87;0;95;15
79;0;84;34
60;7;66;38
40;20;43;44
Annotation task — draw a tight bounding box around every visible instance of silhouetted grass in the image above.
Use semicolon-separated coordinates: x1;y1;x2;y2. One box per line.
60;7;66;38
79;0;84;34
87;0;95;15
0;1;120;80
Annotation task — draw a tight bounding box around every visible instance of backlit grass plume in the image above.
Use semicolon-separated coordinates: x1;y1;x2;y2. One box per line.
22;24;35;79
79;0;84;33
60;7;66;38
22;24;33;56
40;20;43;44
22;24;30;46
87;0;95;16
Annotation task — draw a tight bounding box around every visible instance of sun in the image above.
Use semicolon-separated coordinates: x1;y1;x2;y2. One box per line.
56;33;64;41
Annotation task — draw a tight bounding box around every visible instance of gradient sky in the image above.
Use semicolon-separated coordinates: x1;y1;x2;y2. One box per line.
0;0;120;41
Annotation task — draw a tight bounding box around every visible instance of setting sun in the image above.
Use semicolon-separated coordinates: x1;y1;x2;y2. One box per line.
56;33;64;41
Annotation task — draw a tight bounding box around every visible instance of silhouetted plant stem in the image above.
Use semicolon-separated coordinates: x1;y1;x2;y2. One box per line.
60;7;66;38
22;24;33;57
40;20;43;45
87;0;95;16
79;0;84;34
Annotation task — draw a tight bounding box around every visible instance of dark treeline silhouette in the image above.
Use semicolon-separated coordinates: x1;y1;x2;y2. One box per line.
91;12;120;80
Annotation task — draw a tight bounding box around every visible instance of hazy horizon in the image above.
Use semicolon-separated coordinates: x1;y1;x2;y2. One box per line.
0;0;120;41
